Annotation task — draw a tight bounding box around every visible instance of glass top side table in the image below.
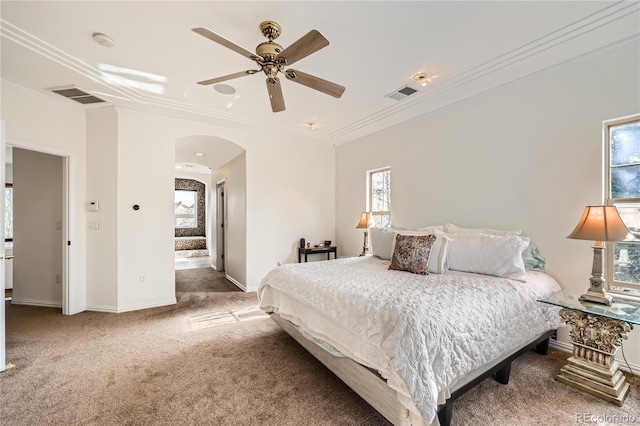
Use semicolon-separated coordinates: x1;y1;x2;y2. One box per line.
538;290;639;406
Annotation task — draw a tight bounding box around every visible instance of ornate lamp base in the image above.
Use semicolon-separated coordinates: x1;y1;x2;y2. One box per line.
359;230;369;257
557;309;632;406
579;289;613;306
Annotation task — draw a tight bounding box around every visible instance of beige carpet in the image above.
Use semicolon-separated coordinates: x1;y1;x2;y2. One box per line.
1;267;638;425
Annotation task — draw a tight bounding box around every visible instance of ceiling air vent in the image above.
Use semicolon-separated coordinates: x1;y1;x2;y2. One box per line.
385;85;418;101
50;86;106;105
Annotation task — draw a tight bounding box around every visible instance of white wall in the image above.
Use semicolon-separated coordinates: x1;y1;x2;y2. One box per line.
244;133;336;289
213;152;247;287
141;122;335;292
116;109;177;311
12;148;63;307
87;106;178;312
86;108;119;310
1;80;336;309
5;163;13;184
1;81;87;315
336;43;640;366
84;107;335;304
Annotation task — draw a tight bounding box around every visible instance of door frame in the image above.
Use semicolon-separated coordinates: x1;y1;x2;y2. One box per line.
3;139;71;314
1;132;74;371
1;120;6;372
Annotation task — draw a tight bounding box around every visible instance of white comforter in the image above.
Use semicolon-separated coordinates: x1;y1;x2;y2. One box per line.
258;256;561;424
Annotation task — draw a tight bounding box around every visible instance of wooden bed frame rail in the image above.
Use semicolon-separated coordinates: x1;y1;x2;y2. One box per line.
271;313;555;426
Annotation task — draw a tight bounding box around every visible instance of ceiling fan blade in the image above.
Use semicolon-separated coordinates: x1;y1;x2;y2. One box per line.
192;27;260;61
197;70;259;85
285;69;345;98
276;30;329;66
266;77;285;112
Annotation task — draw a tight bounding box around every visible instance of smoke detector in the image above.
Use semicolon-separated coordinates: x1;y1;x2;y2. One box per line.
93;33;115;48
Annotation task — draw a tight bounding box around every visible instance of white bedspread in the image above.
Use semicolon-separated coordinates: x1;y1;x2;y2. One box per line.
258;256;561;424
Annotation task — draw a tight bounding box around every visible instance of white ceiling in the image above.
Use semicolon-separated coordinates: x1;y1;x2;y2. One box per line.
1;1;638;158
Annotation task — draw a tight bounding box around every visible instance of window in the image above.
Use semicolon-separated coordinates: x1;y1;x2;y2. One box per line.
175;190;197;228
605;114;640;298
368;167;391;228
5;184;12;241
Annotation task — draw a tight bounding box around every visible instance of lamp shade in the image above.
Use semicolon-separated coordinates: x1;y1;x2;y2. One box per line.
567;205;633;242
356;212;373;229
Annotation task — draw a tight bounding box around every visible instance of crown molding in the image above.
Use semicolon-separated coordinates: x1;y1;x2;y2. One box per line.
0;18;325;141
329;1;640;143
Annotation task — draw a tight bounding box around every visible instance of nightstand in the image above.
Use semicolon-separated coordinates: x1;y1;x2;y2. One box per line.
538;290;640;406
298;245;337;263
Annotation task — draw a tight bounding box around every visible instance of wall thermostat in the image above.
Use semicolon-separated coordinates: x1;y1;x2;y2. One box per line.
88;201;99;212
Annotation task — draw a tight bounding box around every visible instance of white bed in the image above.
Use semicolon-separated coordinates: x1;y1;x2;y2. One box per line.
258;255;562;425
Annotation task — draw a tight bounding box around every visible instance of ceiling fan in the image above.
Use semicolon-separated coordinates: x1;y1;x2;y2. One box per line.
192;21;345;112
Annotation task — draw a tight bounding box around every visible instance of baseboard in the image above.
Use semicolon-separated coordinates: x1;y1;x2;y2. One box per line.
115;298;177;313
550;340;640;374
225;274;246;292
87;297;177;313
10;298;62;308
85;304;118;313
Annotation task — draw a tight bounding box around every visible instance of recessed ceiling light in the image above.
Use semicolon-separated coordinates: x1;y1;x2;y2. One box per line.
214;84;236;95
194;152;205;157
93;33;115;48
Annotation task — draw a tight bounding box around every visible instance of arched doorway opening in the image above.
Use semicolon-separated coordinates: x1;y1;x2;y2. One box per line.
174;135;246;289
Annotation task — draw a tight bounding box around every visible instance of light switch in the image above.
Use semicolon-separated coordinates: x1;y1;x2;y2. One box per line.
88;201;99;212
88;221;99;230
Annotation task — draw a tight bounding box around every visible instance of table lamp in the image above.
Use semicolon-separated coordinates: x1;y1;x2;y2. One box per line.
356;212;373;256
567;205;634;305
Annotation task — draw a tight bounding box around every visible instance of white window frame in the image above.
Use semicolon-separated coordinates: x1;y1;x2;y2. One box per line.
604;113;640;300
175;189;198;229
367;167;391;228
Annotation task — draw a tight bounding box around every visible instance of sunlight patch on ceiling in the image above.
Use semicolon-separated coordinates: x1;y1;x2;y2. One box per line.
98;63;167;94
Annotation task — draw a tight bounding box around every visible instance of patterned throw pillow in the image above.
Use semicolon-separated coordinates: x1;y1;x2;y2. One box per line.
389;234;437;275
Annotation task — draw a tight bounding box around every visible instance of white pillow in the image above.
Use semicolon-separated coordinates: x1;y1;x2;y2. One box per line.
391;224;444;233
443;223;521;236
417;225;444;233
370;227;396;260
392;230;452;274
445;232;529;281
